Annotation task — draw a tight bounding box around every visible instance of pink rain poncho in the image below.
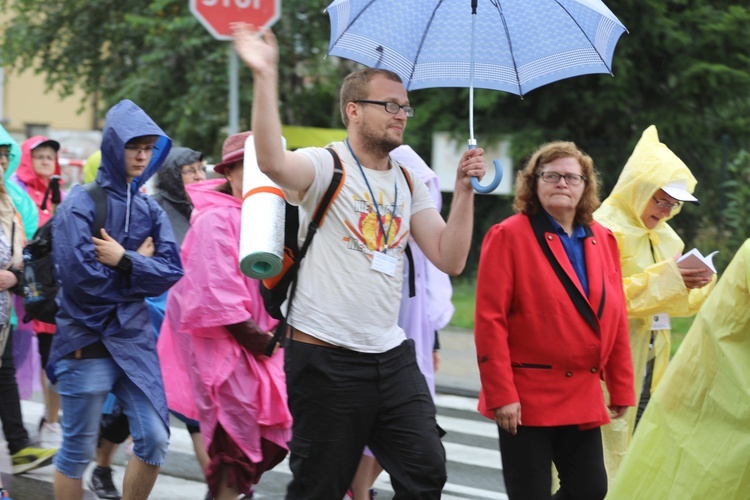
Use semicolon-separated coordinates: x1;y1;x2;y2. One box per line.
158;178;291;484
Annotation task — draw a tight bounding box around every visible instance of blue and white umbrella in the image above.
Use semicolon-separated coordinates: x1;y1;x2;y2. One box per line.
326;0;627;193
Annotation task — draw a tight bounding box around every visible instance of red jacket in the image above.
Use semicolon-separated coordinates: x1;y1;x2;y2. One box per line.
475;212;635;428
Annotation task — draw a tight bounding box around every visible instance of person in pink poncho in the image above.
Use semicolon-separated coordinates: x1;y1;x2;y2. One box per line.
157;131;291;500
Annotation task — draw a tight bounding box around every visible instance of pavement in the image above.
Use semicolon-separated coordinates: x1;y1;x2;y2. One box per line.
0;327;481;499
435;327;481;397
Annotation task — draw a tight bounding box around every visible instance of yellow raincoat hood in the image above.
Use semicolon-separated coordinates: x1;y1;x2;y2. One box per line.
596;125;698;274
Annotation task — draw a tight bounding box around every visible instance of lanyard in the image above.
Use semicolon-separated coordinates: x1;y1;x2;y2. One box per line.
345;140;398;252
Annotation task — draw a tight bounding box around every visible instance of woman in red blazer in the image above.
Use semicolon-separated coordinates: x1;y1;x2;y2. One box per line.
475;141;634;500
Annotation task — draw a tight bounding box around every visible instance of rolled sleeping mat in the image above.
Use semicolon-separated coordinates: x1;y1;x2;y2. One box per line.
239;134;287;279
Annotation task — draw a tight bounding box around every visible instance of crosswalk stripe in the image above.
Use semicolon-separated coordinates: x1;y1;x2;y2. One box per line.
439;414;498;438
19;395;507;498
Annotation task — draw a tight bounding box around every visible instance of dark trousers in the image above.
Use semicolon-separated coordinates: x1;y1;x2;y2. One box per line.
499;425;607;500
0;330;31;454
635;337;656;428
284;338;446;499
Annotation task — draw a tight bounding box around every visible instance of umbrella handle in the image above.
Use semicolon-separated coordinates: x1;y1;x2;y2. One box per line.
467;140;503;194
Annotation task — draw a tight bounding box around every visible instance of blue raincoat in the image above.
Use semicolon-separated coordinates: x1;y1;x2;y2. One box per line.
50;100;184;427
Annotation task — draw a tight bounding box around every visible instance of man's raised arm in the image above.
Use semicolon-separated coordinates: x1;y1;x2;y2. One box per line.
231;23;314;192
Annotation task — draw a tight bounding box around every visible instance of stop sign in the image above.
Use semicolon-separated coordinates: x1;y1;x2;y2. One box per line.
190;0;281;41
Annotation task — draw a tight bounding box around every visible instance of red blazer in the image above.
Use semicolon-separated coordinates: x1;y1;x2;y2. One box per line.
475;212;635;428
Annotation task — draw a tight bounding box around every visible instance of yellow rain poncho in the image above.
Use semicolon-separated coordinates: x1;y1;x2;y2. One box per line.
593;125;714;480
608;239;750;499
83;149;101;184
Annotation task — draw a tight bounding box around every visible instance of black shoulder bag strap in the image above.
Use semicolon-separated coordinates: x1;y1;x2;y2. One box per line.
398;164;416;298
82;182;108;237
265;148;344;355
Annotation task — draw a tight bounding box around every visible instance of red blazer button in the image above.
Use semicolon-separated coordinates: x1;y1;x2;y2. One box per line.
590;367;597;373
565;371;573;377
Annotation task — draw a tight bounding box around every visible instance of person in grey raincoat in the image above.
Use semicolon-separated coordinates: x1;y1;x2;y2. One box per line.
152;146;205;246
49;99;184;500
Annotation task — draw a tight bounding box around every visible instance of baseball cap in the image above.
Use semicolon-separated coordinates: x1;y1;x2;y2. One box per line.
661;179;699;205
30;138;60;152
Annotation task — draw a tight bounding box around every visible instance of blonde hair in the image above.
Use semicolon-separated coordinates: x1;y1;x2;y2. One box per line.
340;68;403;126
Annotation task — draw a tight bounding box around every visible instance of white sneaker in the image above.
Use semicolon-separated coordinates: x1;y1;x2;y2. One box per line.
39;422;63;448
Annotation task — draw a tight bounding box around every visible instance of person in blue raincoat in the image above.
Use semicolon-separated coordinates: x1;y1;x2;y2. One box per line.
49;99;184;500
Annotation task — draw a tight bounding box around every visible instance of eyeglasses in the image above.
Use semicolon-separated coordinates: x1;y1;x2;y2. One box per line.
0;152;13;159
538;171;587;186
652;196;681;210
32;154;56;161
182;166;206;176
124;145;157;155
354;100;415;118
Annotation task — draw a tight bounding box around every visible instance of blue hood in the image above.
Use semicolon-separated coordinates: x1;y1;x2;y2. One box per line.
97;99;172;193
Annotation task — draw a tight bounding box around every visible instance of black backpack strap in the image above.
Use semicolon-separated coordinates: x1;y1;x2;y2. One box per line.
82;182;108;237
397;163;415;297
265;148;345;355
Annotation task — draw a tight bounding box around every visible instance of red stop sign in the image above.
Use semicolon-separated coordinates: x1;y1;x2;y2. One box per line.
190;0;281;41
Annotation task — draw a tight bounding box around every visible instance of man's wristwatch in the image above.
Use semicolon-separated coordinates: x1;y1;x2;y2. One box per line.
116;253;133;273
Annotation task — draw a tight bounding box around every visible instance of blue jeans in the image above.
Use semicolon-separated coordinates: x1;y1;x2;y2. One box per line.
54;357;169;478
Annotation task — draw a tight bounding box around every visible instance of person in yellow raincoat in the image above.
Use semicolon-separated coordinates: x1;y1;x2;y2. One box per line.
608;238;750;499
593;125;714;480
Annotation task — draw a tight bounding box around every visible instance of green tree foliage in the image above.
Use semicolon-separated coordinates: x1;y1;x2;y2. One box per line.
404;1;750;273
2;0;748;272
694;148;750;273
0;0;345;159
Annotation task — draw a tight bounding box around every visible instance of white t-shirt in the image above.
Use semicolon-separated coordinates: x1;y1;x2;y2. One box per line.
285;142;435;353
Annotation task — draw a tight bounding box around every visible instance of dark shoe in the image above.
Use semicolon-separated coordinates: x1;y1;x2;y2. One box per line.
88;466;121;499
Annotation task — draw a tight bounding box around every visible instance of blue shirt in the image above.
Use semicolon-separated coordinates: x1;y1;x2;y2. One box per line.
544;211;589;297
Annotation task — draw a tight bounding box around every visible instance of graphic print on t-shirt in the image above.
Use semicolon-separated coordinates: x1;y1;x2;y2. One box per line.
344;189;407;256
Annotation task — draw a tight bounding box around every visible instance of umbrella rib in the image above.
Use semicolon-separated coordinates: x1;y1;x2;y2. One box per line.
329;0;379;55
553;0;612;74
405;0;446;90
492;1;523;97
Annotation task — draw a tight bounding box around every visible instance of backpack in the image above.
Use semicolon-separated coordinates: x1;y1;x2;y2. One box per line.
260;148;345;322
262;148;414;354
22;182;108;324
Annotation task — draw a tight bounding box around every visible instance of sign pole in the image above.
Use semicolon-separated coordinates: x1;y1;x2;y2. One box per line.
229;46;239;136
190;0;282;136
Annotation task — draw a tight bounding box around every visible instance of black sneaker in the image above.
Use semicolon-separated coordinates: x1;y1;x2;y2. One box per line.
88;466;121;500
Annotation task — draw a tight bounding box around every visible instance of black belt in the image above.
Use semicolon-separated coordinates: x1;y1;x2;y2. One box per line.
62;340;111;359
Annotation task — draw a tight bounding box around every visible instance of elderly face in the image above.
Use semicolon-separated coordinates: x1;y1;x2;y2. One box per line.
181;161;206;185
535;157;586;216
31;145;57;179
640;189;681;229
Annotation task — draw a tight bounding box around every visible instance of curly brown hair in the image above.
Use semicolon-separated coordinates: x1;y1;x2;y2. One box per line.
513;141;601;225
340;68;404;126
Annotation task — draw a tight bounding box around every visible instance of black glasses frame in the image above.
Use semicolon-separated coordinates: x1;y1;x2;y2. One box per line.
354;100;415;118
537;171;587;186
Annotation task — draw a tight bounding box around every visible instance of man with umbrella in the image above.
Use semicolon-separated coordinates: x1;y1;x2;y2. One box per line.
232;22;486;499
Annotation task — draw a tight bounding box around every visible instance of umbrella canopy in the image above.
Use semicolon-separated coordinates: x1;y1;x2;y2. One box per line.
326;0;627;193
326;0;627;96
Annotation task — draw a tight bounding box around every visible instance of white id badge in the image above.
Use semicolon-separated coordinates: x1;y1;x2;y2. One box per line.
371;251;398;277
651;313;671;330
